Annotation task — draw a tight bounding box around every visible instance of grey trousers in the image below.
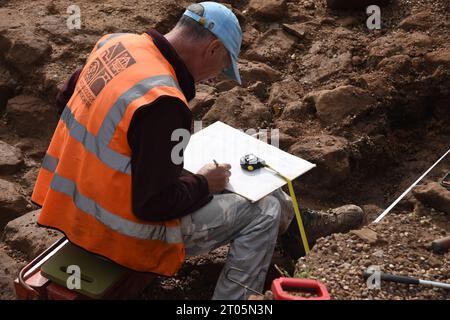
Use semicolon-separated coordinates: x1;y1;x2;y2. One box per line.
181;188;293;300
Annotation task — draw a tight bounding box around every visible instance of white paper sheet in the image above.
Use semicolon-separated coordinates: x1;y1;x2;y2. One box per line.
183;121;316;202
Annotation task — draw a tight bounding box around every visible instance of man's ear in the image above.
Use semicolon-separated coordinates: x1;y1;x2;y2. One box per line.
206;38;222;57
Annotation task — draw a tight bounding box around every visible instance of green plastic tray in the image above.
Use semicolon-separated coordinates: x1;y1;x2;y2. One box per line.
41;241;129;299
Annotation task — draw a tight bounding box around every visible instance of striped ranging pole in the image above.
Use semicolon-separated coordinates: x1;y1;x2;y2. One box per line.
374;148;450;223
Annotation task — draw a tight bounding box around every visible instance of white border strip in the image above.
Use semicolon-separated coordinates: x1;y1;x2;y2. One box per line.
374;148;450;223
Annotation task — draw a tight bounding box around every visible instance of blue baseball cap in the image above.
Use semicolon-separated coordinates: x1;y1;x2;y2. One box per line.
183;2;242;84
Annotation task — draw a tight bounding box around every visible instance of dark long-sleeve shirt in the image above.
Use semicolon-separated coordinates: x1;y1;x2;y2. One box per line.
55;29;213;221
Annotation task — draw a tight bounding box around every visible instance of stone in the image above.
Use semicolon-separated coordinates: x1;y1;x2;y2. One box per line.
326;0;391;10
412;182;450;215
21;167;39;196
425;49;450;68
248;0;286;21
300;49;352;83
303;1;315;10
215;80;237;92
244;28;296;64
0;9;25;56
202;88;272;128
0;246;23;300
6;95;58;138
405;32;434;49
4;31;52;73
248;294;264;300
280;101;314;120
305;85;376;124
277;132;297;150
282;23;311;40
14;138;48;161
414;201;430;217
3;209;62;259
361;204;383;221
70;34;99;52
188;85;216;116
285;3;313;21
366;32;433;66
360;72;394;98
336;17;361;28
351;56;363;66
0;67;17;112
377;54;412;74
247;81;267;101
0;140;23;175
268;80;303;109
263;290;274;300
37;15;73;44
350;228;378;244
239;60;281;87
398;12;434;31
289;134;350;185
0;179;28;228
319;17;336;26
372;250;384;258
0;8;24;33
241;25;261;51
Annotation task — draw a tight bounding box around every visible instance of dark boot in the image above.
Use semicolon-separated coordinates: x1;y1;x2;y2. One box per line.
280;205;365;260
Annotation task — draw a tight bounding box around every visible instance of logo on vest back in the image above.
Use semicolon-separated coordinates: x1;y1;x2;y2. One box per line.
78;42;136;107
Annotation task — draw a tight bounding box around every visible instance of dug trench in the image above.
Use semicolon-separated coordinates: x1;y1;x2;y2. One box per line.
0;0;449;300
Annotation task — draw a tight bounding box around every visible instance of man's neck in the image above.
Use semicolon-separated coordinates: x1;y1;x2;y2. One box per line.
164;30;198;82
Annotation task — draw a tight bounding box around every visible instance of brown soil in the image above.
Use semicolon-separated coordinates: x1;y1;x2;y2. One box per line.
0;0;449;300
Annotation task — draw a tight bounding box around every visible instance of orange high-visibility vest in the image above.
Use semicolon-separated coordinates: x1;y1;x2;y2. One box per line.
32;33;189;275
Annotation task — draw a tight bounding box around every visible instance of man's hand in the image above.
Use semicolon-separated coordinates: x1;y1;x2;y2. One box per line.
197;163;232;193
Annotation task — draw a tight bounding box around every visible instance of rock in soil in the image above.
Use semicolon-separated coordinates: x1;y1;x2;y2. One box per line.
3;31;52;74
20;167;40;197
247;0;286;21
351;228;380;245
425;49;450;67
0;245;25;300
289;134;350;186
202;88;272;128
305;85;376;124
326;0;391;10
398;11;436;31
239;59;281;87
0;179;28;228
244;28;296;65
188;85;216;117
3;209;62;260
0;140;23;175
6;95;58;138
412;182;450;215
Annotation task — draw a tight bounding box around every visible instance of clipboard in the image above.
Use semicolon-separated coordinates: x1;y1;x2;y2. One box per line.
183;121;316;202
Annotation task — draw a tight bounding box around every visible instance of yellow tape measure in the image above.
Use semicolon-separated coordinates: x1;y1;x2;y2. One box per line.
240;154;310;254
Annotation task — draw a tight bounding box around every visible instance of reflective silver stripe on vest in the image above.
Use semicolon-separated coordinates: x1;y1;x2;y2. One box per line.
97;75;181;145
50;173;182;243
61;107;132;174
61;75;181;175
42;153;59;173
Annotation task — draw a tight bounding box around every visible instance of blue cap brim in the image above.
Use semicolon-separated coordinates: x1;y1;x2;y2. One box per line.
223;53;241;85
